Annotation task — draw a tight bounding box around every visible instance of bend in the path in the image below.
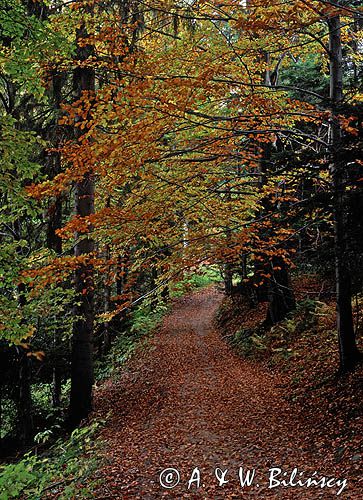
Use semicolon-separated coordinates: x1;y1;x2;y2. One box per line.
95;288;354;499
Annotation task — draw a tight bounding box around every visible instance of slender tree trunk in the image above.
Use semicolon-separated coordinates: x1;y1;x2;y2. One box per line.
13;218;33;444
224;264;233;296
328;14;362;372
68;13;95;428
48;70;64;407
224;188;234;296
17;350;33;445
47;70;64;253
102;243;112;355
16;282;33;445
114;253;129;331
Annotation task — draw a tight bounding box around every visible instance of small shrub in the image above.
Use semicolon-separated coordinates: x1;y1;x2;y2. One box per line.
230;328;268;357
0;422;101;499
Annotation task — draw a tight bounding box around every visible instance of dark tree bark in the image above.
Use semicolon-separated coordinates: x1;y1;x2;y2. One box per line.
68;14;96;429
328;14;362;373
265;257;296;326
47;71;64;256
114;253;130;332
16;283;34;445
14;218;33;444
17;351;33;445
257;142;296;324
47;70;65;407
224;263;233;296
254;55;296;322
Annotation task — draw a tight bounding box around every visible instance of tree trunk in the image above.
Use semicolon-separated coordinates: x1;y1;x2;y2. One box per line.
69;178;95;427
224;263;233;296
48;70;64;407
256;58;296;320
17;282;33;445
17;350;33;445
114;253;129;332
265;257;296;326
328;14;362;373
102;243;112;355
257;141;296;323
68;13;95;428
14;217;33;444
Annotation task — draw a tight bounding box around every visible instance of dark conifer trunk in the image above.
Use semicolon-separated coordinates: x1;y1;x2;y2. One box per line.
48;70;64;407
16;281;33;445
255;53;296;320
68;14;95;428
46;70;64;254
17;351;33;445
13;215;34;444
257;143;296;324
328;14;362;373
265;257;296;326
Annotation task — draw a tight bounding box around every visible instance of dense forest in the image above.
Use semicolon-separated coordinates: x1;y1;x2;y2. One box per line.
0;0;362;498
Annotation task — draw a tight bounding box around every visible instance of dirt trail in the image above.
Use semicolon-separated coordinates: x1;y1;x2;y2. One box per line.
95;288;354;499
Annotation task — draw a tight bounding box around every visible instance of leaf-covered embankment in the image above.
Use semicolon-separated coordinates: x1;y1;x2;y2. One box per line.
216;276;363;490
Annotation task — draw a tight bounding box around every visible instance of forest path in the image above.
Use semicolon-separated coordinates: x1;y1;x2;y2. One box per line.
94;288;347;499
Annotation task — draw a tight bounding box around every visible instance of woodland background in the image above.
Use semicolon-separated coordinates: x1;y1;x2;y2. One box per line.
0;0;362;497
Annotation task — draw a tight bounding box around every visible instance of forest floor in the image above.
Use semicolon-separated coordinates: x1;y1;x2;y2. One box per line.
93;287;361;499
